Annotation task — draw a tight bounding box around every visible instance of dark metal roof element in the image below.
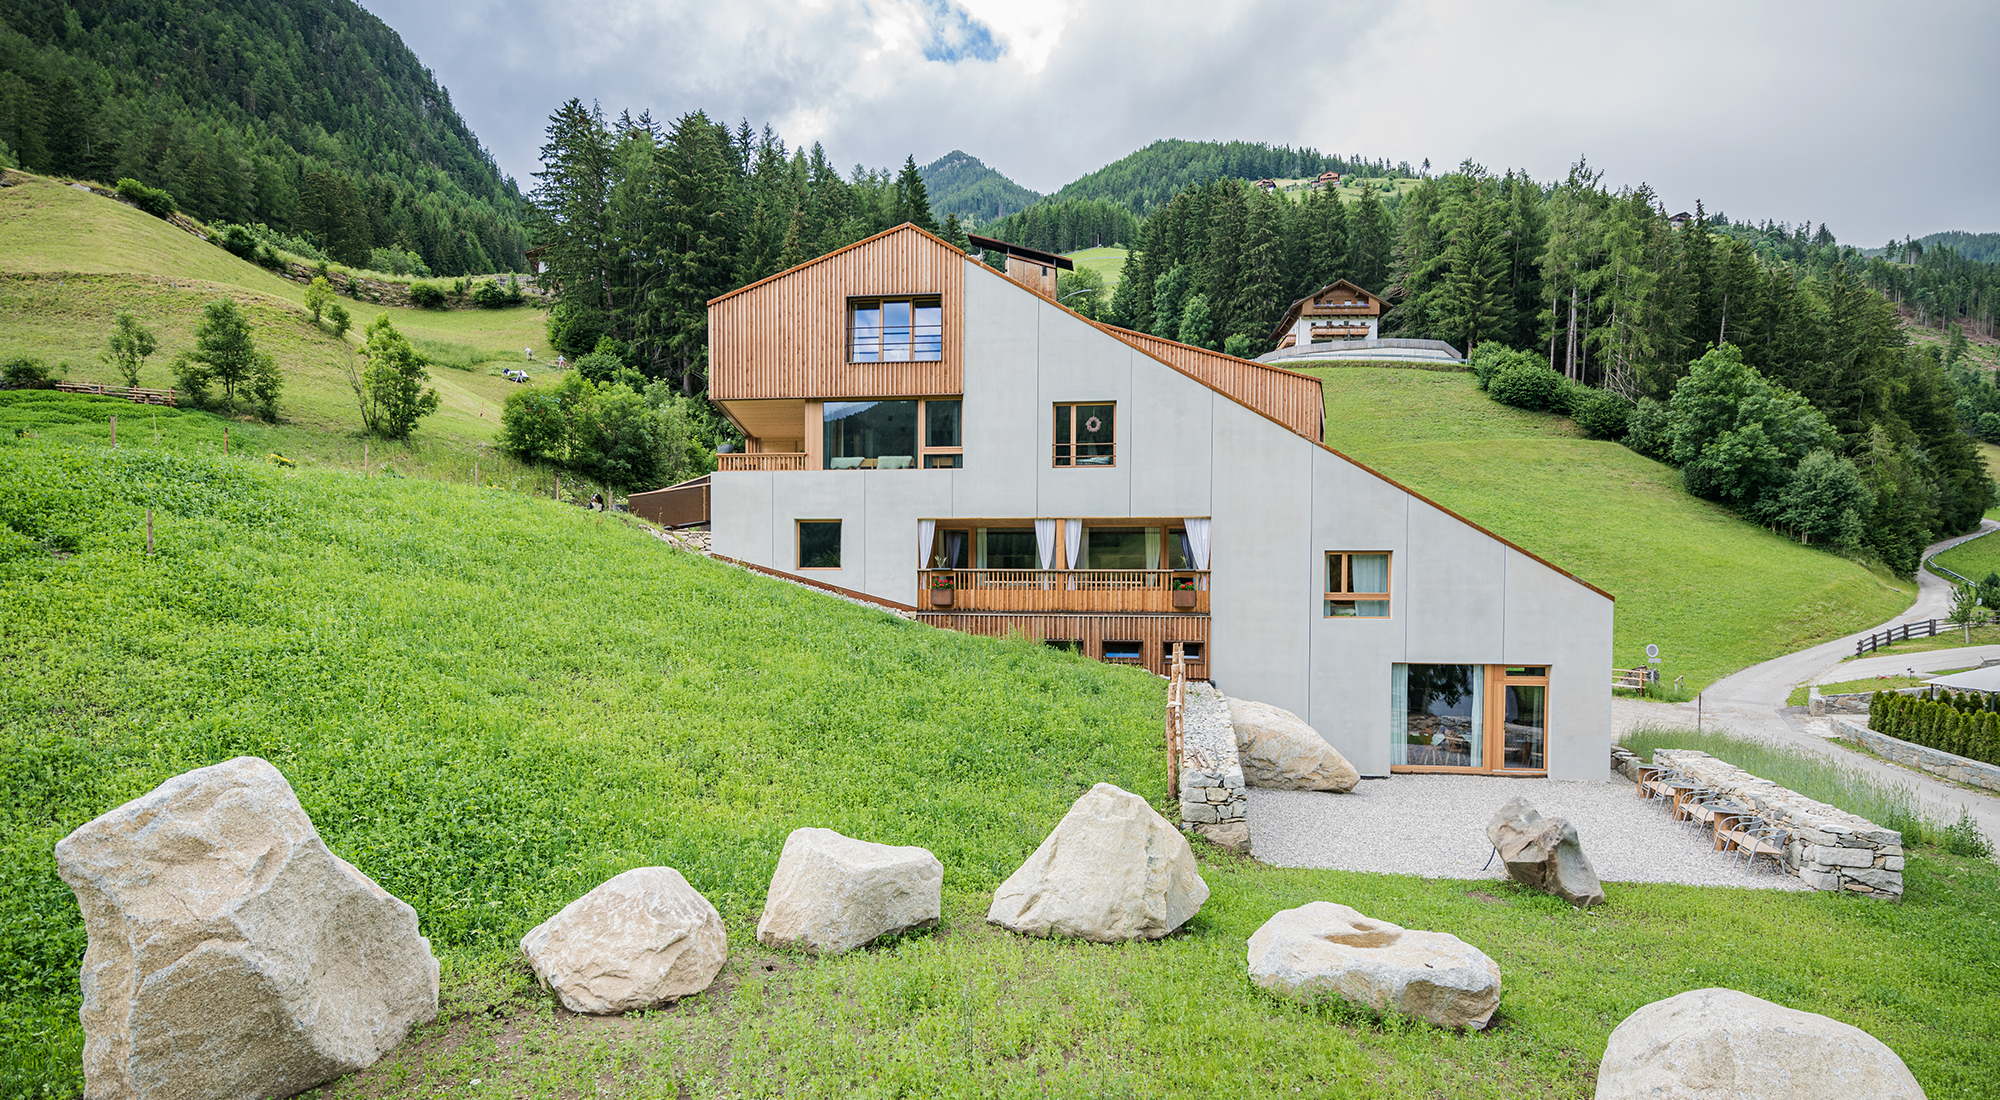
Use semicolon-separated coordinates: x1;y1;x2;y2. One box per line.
966;233;1075;270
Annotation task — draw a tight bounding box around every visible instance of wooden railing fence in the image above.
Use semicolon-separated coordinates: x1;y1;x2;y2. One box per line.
54;381;177;406
1165;642;1187;797
716;452;808;472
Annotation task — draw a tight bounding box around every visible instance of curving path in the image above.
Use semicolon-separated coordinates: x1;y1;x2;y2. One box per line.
1620;520;2000;856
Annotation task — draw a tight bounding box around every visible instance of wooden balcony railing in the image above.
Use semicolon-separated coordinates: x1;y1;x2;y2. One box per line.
919;569;1209;614
716;452;808;471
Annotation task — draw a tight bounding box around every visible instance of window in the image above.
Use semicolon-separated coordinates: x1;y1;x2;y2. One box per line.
798;521;841;569
824;401;916;468
922;399;962;468
1054;403;1115;467
825;399;961;469
981;528;1038;569
1085;527;1149;569
1324;552;1390;617
1167;641;1203;663
1391;663;1549;773
850;297;942;362
1102;640;1143;662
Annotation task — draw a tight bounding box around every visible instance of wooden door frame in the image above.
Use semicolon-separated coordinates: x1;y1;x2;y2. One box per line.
1390;663;1551;775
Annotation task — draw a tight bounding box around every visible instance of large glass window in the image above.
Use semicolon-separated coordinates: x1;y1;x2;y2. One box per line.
1325;552;1390;617
824;401;917;468
798;521;841;569
981;528;1038;569
1054;403;1115;467
1085;527;1149;569
850;297;943;362
1392;664;1480;768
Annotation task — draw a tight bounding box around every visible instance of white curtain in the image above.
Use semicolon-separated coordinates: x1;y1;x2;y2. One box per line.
1035;519;1058;570
918;519;936;569
1145;527;1161;570
1183;518;1211;570
1390;663;1410;766
1064;520;1082;569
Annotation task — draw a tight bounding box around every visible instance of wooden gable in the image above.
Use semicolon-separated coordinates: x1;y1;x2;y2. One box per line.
707;224;967;402
1091;323;1325;442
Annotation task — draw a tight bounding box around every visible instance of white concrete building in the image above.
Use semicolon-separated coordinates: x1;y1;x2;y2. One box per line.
705;225;1613;780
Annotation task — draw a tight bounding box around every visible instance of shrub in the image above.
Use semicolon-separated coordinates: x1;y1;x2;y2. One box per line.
114;178;178;218
1487;359;1568;412
1469;342;1516;391
471;278;515;309
547;299;607;358
1570;388;1632;440
1624;396;1671;458
218;224;258;261
1;356;57;389
572;352;623;384
408;283;448;310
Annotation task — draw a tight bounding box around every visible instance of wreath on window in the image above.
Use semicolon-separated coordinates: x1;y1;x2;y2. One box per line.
1084;415;1103;434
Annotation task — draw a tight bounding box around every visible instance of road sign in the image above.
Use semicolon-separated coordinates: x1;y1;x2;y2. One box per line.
1645;644;1659;659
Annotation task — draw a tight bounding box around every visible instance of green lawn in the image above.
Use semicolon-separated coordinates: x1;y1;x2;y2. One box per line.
1310;368;1913;689
1934;527;2000;582
4;414;1996;1099
1063;246;1129;293
0;173;554;444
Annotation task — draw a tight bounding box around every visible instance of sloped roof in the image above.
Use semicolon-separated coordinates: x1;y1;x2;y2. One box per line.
1267;278;1386;343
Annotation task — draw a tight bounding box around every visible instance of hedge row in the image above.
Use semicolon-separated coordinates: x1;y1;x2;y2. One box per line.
1869;690;2000;766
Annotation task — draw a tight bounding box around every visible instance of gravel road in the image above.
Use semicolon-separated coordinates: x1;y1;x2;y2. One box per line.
1246;773;1810;890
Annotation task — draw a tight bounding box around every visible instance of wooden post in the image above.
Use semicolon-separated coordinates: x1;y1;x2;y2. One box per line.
472;460;479;488
152;409;158;445
363;440;369;475
223;425;229;456
554;473;561;501
109;414;117;448
145;508;153;555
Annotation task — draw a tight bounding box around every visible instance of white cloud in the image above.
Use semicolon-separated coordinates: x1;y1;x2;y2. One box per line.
367;0;1997;241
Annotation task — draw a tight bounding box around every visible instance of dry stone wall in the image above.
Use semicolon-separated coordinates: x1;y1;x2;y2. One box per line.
1831;716;2000;794
1653;749;1904;898
1178;683;1249;852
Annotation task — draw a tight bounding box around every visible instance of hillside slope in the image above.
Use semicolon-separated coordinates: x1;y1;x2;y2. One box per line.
0;0;527;273
0;173;546;455
1312;368;1912;688
1045;139;1410;215
4;414;1994;1099
917;150;1040;222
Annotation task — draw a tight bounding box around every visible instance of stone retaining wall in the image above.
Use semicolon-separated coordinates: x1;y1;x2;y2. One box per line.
1830;716;2000;795
1655;750;1904;898
1809;686;1925;717
1178;683;1249;852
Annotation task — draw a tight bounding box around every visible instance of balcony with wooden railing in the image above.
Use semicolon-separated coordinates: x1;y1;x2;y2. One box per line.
717;452;809;471
918;569;1209;614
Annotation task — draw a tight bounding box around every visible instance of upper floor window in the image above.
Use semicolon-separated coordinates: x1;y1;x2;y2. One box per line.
824;398;961;469
1054;402;1115;467
850;296;943;362
1325;552;1390;617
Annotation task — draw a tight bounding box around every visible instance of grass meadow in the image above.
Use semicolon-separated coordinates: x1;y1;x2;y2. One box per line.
3;406;1997;1098
1310;368;1914;690
1062;247;1129;292
1933;527;2000;581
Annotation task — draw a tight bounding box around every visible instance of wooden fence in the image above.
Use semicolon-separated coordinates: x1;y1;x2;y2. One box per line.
628;476;709;528
1165;642;1188;798
1855;619;1945;656
54;381;177;406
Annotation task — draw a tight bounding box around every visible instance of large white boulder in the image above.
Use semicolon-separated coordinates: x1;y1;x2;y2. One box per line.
1596;987;1926;1099
988;782;1208;942
1227;698;1359;792
1486;796;1605;908
1247;901;1502;1029
520;867;728;1014
756;828;943;954
53;756;440;1100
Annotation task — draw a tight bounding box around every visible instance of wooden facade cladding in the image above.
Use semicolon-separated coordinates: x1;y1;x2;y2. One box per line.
708;225;966;402
915;612;1210;678
1091;324;1326;441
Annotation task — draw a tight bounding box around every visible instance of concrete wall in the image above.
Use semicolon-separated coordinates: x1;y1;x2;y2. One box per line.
711;256;1614;779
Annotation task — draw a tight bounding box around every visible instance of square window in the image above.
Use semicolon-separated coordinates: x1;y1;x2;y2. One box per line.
1054;403;1115;467
799;521;841;569
849;297;942;362
1324;552;1390;617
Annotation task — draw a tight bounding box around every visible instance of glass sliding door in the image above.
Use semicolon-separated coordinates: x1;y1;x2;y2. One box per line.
1392;664;1481;768
1391;663;1549;773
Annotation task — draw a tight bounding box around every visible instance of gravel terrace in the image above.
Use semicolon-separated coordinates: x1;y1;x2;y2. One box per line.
1246;773;1811;891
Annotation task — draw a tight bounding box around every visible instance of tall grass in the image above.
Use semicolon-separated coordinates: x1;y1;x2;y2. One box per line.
1619;725;1991;855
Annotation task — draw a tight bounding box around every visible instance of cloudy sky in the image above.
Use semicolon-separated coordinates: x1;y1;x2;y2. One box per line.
364;0;1997;245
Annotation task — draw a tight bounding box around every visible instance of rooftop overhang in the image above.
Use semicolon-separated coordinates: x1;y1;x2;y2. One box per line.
966;234;1075;271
